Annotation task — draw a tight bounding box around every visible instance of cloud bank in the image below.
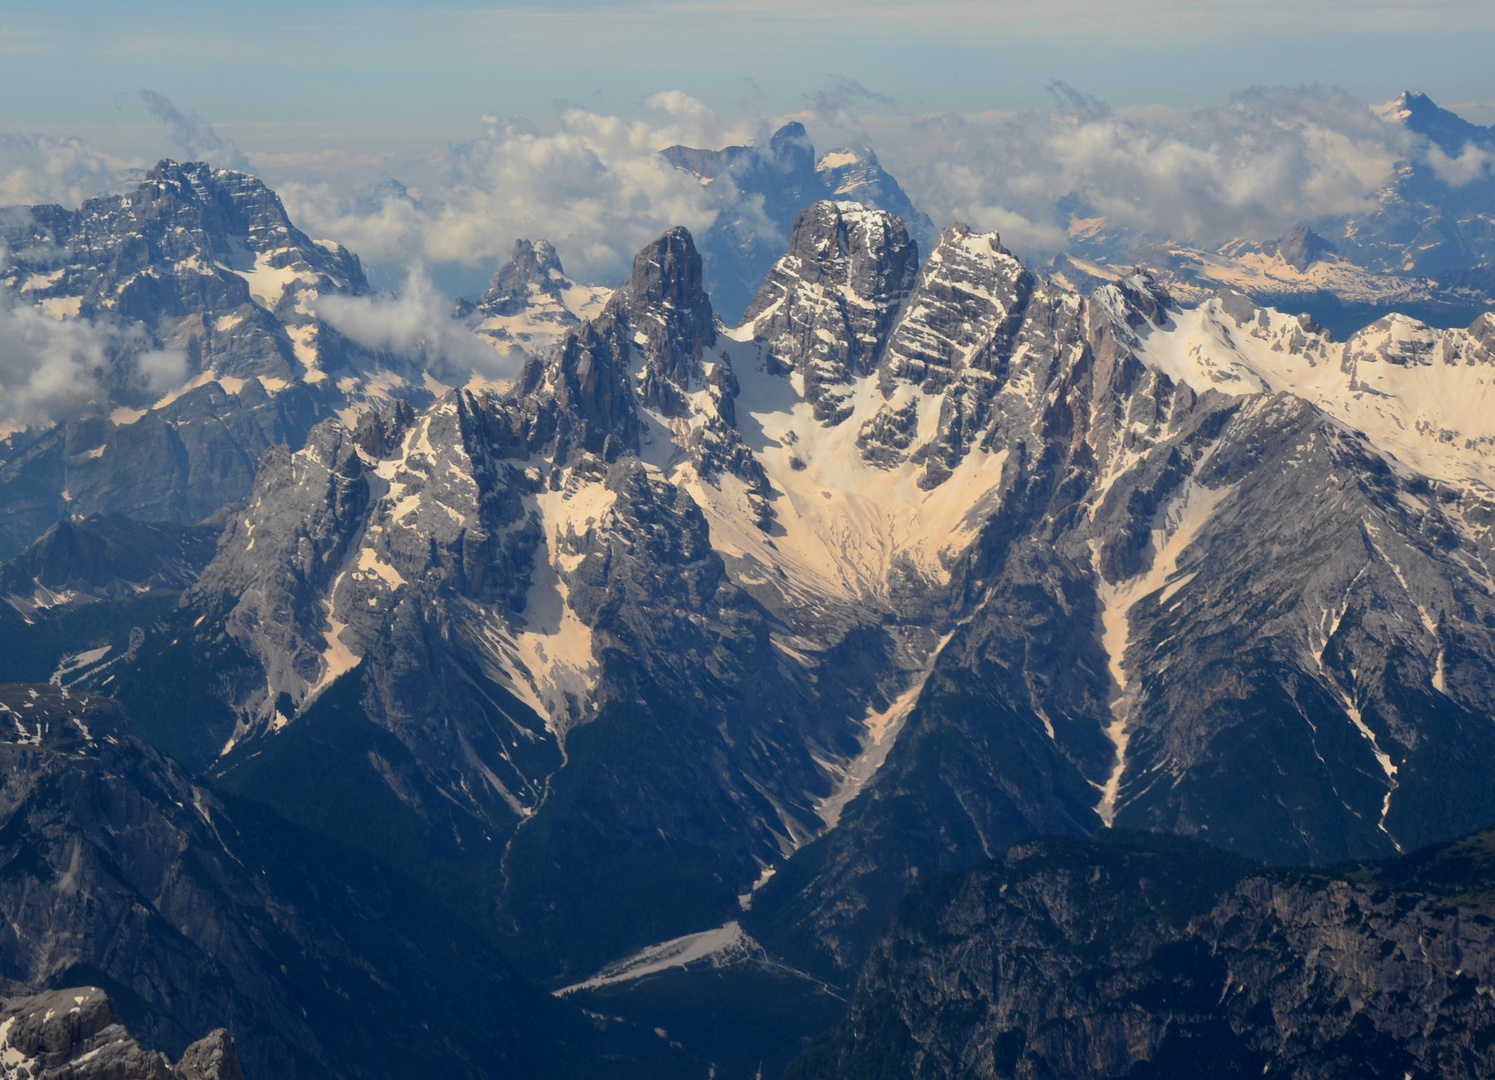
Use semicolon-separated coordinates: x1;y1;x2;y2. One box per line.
317;267;516;382
279;93;757;290
859;85;1417;260
4;84;1483;291
268;84;1471;287
0;134;137;208
0;291;110;433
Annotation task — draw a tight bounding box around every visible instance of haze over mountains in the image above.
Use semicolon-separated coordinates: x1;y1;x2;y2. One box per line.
0;87;1494;1079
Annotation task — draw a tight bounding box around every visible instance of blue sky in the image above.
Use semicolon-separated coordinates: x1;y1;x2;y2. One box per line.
4;0;1495;153
2;1;1493;298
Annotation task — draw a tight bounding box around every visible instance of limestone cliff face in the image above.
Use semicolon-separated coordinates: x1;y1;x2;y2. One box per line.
788;829;1495;1080
0;987;243;1080
100;204;1495;992
0;684;687;1080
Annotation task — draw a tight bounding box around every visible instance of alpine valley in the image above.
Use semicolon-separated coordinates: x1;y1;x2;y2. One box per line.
0;94;1494;1080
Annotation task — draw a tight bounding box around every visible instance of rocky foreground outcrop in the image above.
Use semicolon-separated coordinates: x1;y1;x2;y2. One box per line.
787;828;1495;1079
0;986;241;1080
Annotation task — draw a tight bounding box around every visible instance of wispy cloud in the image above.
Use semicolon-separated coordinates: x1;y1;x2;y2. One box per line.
316;266;516;381
140;90;247;169
0;290;109;432
0;134;137;207
279;93;752;287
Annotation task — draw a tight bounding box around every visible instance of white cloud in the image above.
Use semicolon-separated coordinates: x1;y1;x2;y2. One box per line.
0;293;109;432
136;347;189;393
279;95;753;288
0;133;137;208
1426;141;1494;187
275;84;1437;285
316;266;510;381
140;90;248;170
859;86;1414;259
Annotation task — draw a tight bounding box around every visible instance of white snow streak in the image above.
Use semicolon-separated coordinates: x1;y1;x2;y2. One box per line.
554;921;751;995
1092;480;1232;825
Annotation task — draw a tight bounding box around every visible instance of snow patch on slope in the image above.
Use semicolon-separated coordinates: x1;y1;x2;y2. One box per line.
1141;303;1495;490
474;281;611;361
504;479;613;740
687;334;1008;610
232;249;317;310
812;636;947;832
555;921;755;995
1092;479;1233;826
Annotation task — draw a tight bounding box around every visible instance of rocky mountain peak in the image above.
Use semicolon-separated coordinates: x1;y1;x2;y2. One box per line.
542;225;718;424
881;222;1033;393
617;228;713;328
662;120;934;325
0;513;219;617
618;226;716;367
188;417;374;729
743;201;918;423
0;986;245;1080
768;121;816;174
1390;90;1495;155
1;157;368;402
659;141;747;180
469;238;610;363
1265;222;1339;271
478;238;568;316
814;147;937;251
766;201;916;298
542;313;643;463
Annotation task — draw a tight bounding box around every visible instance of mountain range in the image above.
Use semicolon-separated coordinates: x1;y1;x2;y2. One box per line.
0;94;1493;1078
1057;92;1495;336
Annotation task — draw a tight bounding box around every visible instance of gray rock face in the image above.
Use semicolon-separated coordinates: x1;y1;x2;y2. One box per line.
882;224;1034;394
0;685;684;1080
658;143;747;180
619;226;717;416
0;514;218;616
787;830;1495;1080
478;239;568;316
81;201;1495;1011
0;987;242;1080
0;155;361;324
664;123;934;324
188;419;374;730
0;686;316;1077
1330;94;1495;277
747;262;1495;984
0;162;397;558
744;202;919;423
468;240;611;364
1265;223;1339;271
814;147;936;250
134;223;899;978
173;1030;243;1080
0;160;364;388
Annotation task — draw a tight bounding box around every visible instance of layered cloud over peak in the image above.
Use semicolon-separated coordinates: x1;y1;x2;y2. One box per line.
279;95;754;290
863;86;1416;261
3;84;1494;306
0;134;139;208
0;290;109;432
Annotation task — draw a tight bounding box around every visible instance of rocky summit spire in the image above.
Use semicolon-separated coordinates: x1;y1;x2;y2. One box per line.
616;225;717;403
744;201;919;423
478;238;568;316
1266;223;1339;271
